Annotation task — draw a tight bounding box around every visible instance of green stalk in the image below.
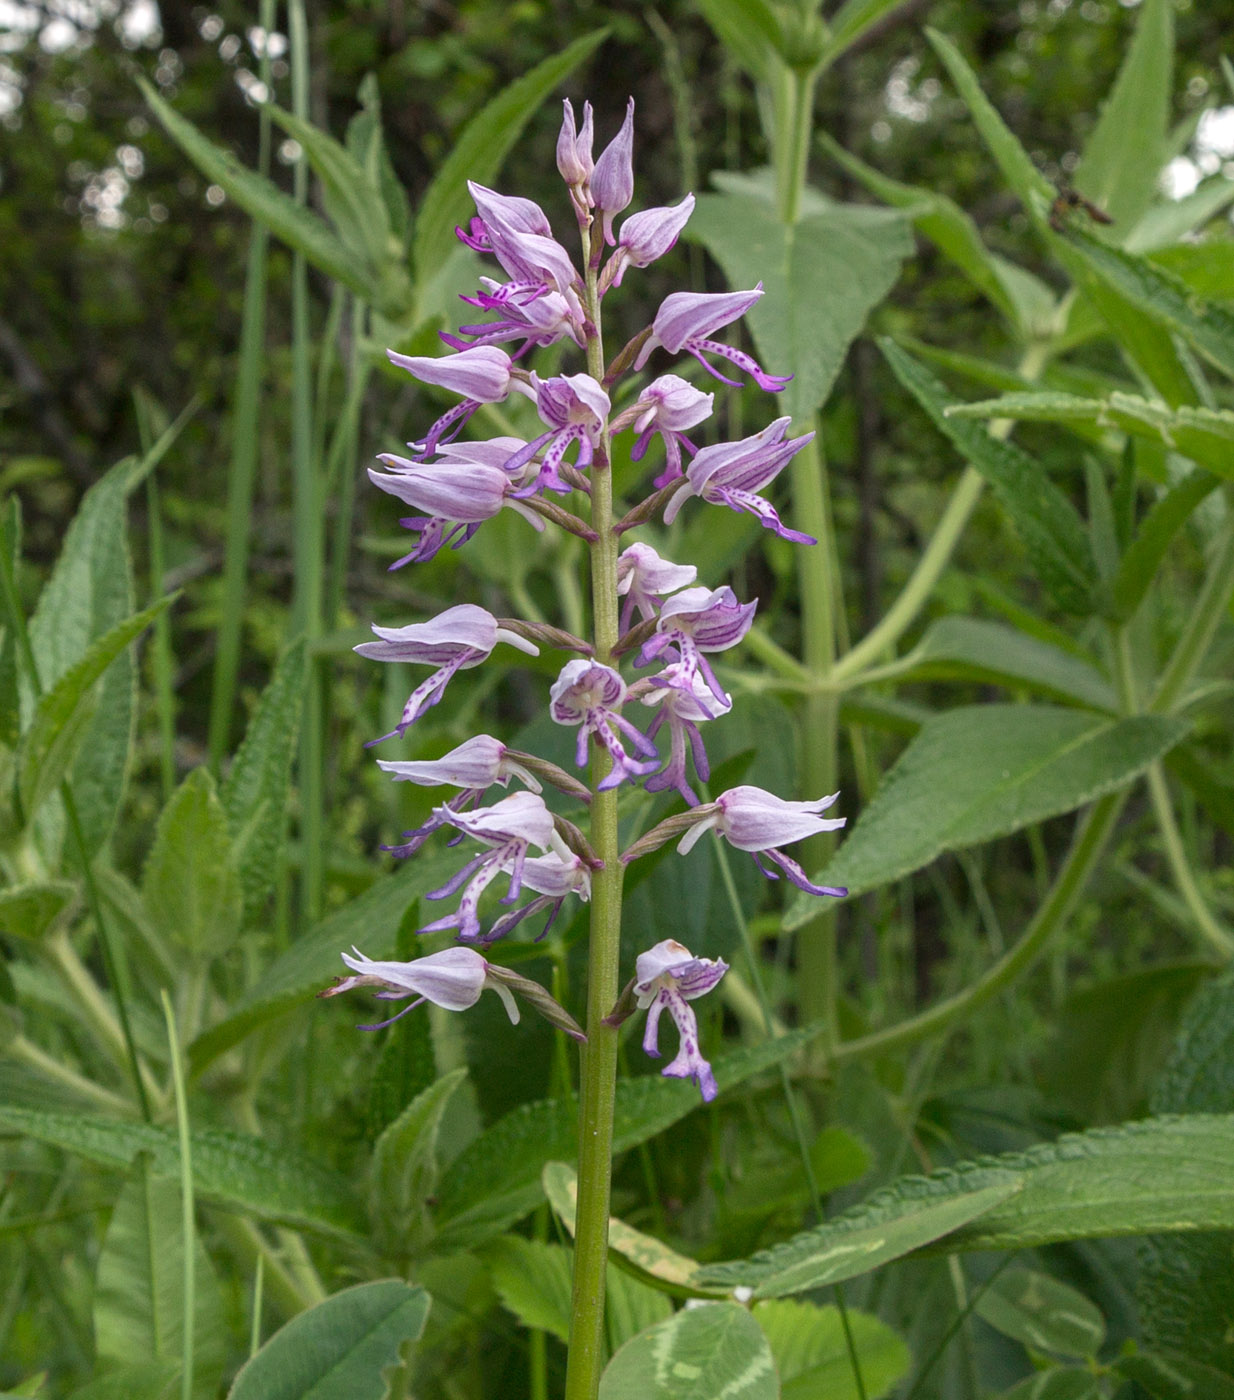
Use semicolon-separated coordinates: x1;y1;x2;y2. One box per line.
207;0;275;770
1147;760;1234;958
161;991;196;1400
564;231;624;1400
1151;501;1234;714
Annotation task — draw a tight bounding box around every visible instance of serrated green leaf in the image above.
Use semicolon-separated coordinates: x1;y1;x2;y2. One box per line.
369;1067;466;1250
412;31;607;282
787;705;1187;917
0;1105;359;1236
881;342;1098;613
433;1026;818;1249
227;1281;429;1400
599;1302;777;1400
1115;1350;1234;1399
689;195;911;422
974;1267;1105;1360
94;1163;227;1400
18;596;172;825
142;767;242;959
0;881;75;942
754;1299;910;1400
1073;0;1171;227
482;1237;573;1344
220;638;306;914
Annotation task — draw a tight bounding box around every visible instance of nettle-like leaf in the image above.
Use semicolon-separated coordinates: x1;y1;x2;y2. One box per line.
598;1302;778;1400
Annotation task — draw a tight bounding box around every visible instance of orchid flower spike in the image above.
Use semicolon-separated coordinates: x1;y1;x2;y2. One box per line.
617;374;713;488
606;195;695;291
550;659;659;790
678;785;848;897
637;585;757;705
503;372;611;495
616;542;697;632
590;97;635;244
641;664;732;807
632;939;728;1101
319;945;518;1030
387;346;516;456
557;98;595;191
633;285;791;391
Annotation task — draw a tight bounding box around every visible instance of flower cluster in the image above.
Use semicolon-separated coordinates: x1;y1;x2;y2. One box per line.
326;99;847;1100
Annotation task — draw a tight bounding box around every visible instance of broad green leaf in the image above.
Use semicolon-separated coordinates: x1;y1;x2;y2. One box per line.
138;80;383;312
0;1105;359;1236
786;705;1188;917
1130;177;1234;253
689;195;911;422
974;1267;1105;1360
998;1371;1103;1400
598;1302;777;1400
1060;222;1234;380
94;1164;227;1400
700;1115;1234;1294
868;617;1116;712
219;638;307;914
369;1067;467;1249
482;1237;572;1343
0;881;75;942
543;1161;726;1298
754;1299;910;1400
18;596;172;825
412;31;607;283
187;853;454;1077
1151;237;1234;294
142;768;242;959
697;1180;1020;1298
1139;970;1234;1373
1073;0;1171;227
228;1280;430;1400
433;1027;818;1249
65;1362;180;1400
823;0;916;70
366;990;437;1140
881;342;1097;613
1115;1351;1234;1400
694;0;783;82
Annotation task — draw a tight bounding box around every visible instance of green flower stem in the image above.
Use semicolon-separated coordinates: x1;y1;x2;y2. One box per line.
564;237;625;1400
830;790;1126;1066
1146;760;1234;958
160;990;196;1400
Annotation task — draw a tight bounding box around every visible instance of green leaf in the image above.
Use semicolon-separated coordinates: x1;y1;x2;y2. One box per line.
881;341;1097;613
187;856;454;1077
482;1237;572;1344
822;0;916;70
0;1105;359;1236
973;1267;1105;1360
138;80;384;313
411;31;607;283
219;638;307;914
699;1115;1234;1294
433;1027;818;1249
18;596;172;826
694;0;783;82
606;1268;675;1355
65;1362;180;1400
871;617;1116;712
0;881;75;942
369;1067;467;1250
997;1370;1104;1400
786;705;1188;916
347;75;411;249
94;1163;227;1400
142;768;242;959
1115;1350;1234;1400
689;195;911;422
598;1303;777;1400
1073;0;1172;227
754;1299;910;1400
697;1180;1021;1298
0;497;20;750
227;1280;430;1400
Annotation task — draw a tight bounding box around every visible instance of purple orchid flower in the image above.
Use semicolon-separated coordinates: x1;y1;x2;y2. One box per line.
678;785;848;897
444;278;587;355
634;938;728;1101
616;542;698;632
641;664;732;807
613;374;713;488
386;345;516;456
550;659;659;790
637;585;757;705
633;285;791;392
604;195;695;291
662;416;817;543
485;848;592;943
557;98;595;193
355;605;539;743
464;182;581;296
590;97;635;244
420;791;564;942
319;945;518;1030
503;372;611;495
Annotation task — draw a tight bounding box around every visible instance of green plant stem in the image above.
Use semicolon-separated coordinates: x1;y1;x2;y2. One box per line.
1146;760;1234;958
564;231;624;1400
7;1034;135;1115
207;0;274;771
1151;501;1234;713
161;991;195;1400
215;1215;318;1318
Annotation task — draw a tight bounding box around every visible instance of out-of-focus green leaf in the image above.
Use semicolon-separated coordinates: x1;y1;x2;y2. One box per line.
412;31;607;283
369;1067;466;1250
347;74;411;248
0;882;76;942
881;342;1098;613
142;767;242;959
1130;178;1234;252
598;1302;777;1400
483;1237;572;1343
1115;1351;1234;1399
0;1105;359;1236
605;1268;675;1355
219;638;306;914
1073;0;1171;227
974;1267;1105;1359
822;0;915;71
998;1370;1103;1400
787;705;1188;916
694;0;783;82
754;1299;910;1400
227;1281;430;1400
689;194;911;422
64;1363;180;1400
